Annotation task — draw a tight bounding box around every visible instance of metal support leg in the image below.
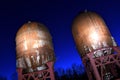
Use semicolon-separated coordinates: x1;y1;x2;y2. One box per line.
17;68;22;80
88;55;101;80
47;61;55;80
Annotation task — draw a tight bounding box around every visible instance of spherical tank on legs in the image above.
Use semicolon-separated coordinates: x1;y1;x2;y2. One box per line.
16;22;55;73
72;11;113;57
72;11;120;80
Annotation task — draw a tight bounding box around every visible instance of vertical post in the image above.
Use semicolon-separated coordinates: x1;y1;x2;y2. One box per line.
87;54;101;80
47;61;55;80
17;68;22;80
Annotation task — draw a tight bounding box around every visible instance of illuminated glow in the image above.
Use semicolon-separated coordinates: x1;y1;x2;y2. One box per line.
102;41;108;47
37;31;46;39
38;40;46;47
33;40;39;48
17;58;26;68
89;32;99;44
35;50;40;64
33;40;50;48
24;40;28;50
25;57;31;67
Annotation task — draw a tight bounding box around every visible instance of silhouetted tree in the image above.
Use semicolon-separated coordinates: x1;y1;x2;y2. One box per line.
55;70;60;80
54;63;88;80
11;72;18;80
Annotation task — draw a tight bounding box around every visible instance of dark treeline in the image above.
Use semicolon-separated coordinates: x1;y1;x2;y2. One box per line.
0;72;17;80
54;64;88;80
11;72;18;80
0;64;87;80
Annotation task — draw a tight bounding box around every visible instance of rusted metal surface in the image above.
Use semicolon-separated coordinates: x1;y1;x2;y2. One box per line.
72;11;113;57
16;22;55;73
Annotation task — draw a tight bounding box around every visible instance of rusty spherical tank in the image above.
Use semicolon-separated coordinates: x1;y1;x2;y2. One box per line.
16;22;54;72
72;11;113;57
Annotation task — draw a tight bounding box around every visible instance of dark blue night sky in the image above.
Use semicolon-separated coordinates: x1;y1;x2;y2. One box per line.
0;0;120;80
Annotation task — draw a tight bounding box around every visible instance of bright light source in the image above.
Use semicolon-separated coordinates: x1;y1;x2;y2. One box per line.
89;32;99;44
24;40;28;50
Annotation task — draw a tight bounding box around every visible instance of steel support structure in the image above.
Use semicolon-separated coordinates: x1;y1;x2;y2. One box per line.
17;61;55;80
82;46;120;80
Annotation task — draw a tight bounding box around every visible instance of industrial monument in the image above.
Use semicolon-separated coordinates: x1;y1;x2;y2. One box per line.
16;22;55;80
72;11;120;80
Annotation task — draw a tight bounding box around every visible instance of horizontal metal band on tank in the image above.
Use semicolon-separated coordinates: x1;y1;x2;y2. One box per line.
16;46;54;58
16;52;54;68
16;53;54;73
16;47;55;71
16;39;53;55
